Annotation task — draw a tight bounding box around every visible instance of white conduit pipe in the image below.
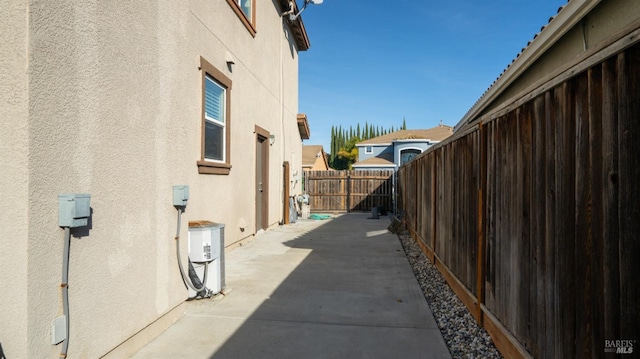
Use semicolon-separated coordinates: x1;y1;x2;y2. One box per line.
175;208;208;292
60;227;71;359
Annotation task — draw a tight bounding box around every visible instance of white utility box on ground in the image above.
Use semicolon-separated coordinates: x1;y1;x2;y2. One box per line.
188;222;225;297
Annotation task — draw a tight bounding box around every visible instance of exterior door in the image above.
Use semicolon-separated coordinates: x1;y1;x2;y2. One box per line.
255;126;269;231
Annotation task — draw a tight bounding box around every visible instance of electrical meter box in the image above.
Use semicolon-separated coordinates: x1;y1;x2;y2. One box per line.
58;194;91;228
188;223;223;263
173;185;189;207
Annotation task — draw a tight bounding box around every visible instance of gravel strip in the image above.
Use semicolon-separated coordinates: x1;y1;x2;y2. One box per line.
398;232;503;359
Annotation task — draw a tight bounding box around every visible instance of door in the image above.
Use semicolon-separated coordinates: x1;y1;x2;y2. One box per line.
255;126;270;231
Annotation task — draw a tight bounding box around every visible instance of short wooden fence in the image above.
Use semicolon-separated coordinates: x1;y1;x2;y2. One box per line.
304;170;394;213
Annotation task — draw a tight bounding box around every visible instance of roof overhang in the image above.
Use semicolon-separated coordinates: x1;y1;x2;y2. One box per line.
297;113;311;140
455;0;602;131
392;139;434;144
278;0;311;51
356;143;392;147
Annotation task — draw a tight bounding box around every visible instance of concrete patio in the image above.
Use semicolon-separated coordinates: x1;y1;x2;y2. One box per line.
131;213;451;359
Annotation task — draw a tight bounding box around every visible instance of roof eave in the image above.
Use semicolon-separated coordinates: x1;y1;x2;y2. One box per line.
279;0;311;51
297;113;311;139
454;0;602;132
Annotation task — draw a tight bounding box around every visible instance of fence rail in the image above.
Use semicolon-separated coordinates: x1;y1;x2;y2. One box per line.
398;42;640;358
304;170;394;212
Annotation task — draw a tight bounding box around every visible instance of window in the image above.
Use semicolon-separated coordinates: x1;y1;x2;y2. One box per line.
204;77;225;161
238;0;251;19
226;0;256;36
365;146;373;154
400;149;421;165
198;57;232;175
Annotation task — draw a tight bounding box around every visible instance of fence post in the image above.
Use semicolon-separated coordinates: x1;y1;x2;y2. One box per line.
476;123;487;325
346;173;351;213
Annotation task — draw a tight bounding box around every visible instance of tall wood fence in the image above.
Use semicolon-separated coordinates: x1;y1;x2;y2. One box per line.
398;42;639;358
304;170;394;212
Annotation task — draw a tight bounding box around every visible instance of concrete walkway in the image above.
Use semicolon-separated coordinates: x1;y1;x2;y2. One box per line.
132;213;451;359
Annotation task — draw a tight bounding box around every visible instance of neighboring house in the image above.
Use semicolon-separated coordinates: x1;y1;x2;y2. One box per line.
0;1;314;358
302;145;330;171
352;125;453;171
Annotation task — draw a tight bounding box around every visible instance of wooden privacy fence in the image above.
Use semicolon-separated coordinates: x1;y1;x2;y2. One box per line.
304;170;394;212
398;42;639;358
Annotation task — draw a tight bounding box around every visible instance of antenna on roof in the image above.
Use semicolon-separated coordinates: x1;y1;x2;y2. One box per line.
282;0;323;21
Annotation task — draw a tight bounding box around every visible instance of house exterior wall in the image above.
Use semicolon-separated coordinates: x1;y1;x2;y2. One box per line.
0;0;304;357
393;141;432;165
0;1;29;358
357;145;391;162
304;157;328;171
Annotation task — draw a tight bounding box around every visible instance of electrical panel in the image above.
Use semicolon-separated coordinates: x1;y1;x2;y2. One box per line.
173;185;189;207
58;194;91;228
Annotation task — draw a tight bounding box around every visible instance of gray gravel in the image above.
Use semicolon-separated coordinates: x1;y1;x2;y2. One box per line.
397;232;503;359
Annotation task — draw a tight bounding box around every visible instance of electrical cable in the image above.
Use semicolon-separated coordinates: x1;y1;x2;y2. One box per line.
60;227;71;359
174;207;209;294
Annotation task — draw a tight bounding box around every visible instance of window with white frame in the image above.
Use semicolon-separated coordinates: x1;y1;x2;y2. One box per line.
400;149;421;165
365;146;373;154
198;57;232;175
238;0;251;19
204;76;225;162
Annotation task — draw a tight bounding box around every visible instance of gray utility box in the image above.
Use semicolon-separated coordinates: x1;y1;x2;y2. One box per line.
188;221;225;296
58;194;91;228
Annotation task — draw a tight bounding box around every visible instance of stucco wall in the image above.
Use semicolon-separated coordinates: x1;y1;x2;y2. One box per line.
3;0;304;357
357;145;390;162
394;142;431;165
0;1;29;358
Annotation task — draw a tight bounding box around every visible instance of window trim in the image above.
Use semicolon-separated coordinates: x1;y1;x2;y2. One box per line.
198;57;232;175
226;0;256;37
364;146;373;154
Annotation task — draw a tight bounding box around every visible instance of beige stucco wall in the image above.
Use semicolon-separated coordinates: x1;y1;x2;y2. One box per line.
0;0;29;358
1;0;304;357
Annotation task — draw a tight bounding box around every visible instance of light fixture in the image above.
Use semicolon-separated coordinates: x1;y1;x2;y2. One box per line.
225;51;235;71
269;134;276;145
282;0;323;22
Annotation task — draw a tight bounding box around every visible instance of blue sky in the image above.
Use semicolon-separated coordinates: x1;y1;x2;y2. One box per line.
298;0;567;151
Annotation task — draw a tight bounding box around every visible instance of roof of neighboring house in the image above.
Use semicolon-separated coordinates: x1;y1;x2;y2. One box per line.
352;152;395;168
455;0;597;131
302;145;328;168
357;125;453;146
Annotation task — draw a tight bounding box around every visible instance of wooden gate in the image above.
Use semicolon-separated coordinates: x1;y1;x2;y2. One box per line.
303;170;394;213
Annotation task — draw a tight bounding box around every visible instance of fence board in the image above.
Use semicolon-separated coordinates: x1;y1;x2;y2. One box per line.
397;41;640;359
618;46;640;345
304;170;394;212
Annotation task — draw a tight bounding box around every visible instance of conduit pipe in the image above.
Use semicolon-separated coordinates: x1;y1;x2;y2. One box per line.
174;207;208;294
59;227;71;359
